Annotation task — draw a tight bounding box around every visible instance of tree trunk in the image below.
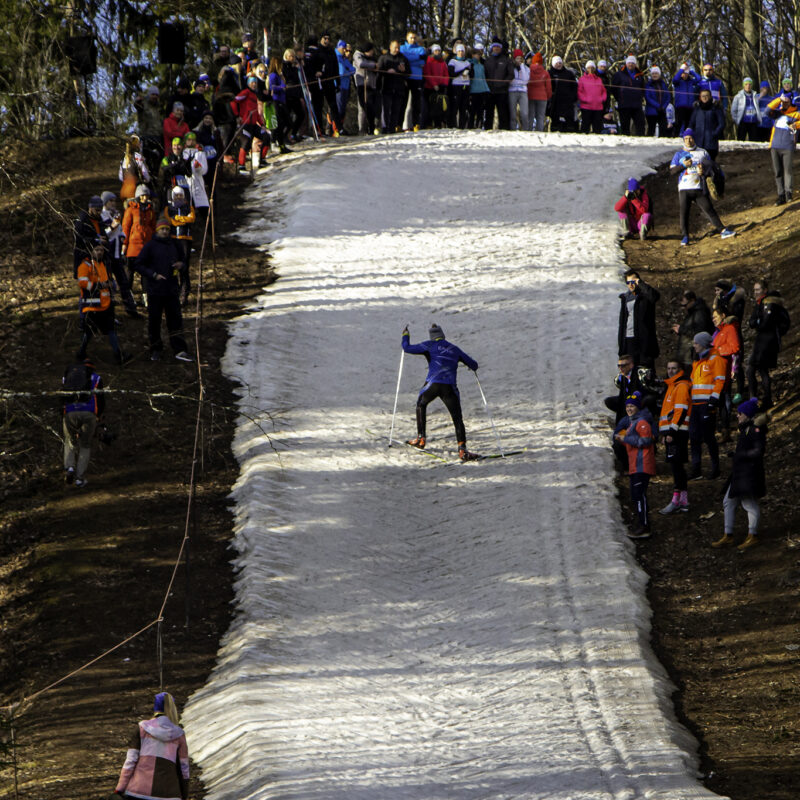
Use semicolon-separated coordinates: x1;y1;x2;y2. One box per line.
452;0;462;41
388;0;411;40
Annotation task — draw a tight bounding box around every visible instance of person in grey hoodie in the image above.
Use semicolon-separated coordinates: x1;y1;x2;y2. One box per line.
353;43;380;134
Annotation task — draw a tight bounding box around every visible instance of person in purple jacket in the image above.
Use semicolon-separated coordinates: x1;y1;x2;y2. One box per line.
402;323;479;460
644;66;673;136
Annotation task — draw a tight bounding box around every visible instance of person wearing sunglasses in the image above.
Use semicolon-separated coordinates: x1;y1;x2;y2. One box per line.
617;269;660;370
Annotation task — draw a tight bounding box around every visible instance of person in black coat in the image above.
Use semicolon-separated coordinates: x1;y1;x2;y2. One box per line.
548;56;578;132
712;398;766;550
672;290;713;365
133;220;192;362
747;279;790;409
611;57;646;135
483;39;514;129
617;269;660;369
689;89;725;161
377;41;410;133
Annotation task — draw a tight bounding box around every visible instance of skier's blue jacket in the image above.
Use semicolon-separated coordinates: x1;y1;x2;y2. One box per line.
402;334;478;387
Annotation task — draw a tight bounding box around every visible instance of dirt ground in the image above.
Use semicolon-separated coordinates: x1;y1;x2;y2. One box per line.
0;138;798;799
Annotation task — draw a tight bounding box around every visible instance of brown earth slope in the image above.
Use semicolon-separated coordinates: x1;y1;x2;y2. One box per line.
0;139;798;799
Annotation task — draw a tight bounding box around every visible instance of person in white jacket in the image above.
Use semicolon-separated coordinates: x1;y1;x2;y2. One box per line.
730;77;762;141
447;44;472;128
181;132;210;241
508;48;530;130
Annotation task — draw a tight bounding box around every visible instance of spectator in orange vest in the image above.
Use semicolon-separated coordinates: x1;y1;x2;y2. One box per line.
689;331;726;479
658;360;693;514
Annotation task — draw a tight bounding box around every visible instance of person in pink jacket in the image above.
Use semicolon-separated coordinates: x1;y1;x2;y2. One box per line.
578;61;607;133
526;52;552;131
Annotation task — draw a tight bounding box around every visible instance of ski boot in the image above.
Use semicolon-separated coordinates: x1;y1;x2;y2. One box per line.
458;442;480;461
407;436;426;449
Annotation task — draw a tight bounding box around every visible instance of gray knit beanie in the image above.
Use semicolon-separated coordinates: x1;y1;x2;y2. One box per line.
429;324;445;340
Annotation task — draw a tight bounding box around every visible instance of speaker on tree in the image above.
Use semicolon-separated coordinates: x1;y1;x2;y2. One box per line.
66;36;97;76
158;23;186;65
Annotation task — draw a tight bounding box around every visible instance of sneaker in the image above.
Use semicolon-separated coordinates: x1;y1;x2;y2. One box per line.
150;350;162;361
175;351;195;362
776;194;786;206
74;477;88;488
688;468;703;481
737;534;758;551
639;224;649;240
679;502;690;512
65;467;75;485
787;191;793;201
720;228;736;239
659;501;680;515
706;176;720;200
238;165;249;174
680;236;689;246
407;436;426;449
711;533;734;548
627;524;651;539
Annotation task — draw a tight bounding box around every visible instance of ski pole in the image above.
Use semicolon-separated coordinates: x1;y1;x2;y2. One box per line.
474;372;505;457
388;340;406;447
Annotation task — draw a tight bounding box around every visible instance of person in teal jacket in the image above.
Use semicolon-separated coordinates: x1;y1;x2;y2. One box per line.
468;45;489;128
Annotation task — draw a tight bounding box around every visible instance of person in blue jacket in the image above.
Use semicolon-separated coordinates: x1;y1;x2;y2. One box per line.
611;55;645;135
689;88;725;160
400;30;427;130
757;81;774;141
697;62;728;110
644;66;673;136
673;61;700;134
402;323;479;460
335;41;356;126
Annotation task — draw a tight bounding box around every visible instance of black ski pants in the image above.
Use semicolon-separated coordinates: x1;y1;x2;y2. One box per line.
416;382;466;444
630;473;650;527
619;107;645;136
147;293;188;354
665;431;689;491
689;404;719;473
679;189;723;238
484;92;510;130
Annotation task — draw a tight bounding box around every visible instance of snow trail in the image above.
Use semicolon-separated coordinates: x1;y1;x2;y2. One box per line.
184;131;725;800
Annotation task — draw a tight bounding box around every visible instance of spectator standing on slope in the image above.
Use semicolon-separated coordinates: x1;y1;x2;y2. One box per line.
697;62;728;110
614;178;652;239
672;290;713;366
611;55;645;136
747;278;791;409
766;92;800;204
448;44;473;128
617;269;660;370
711;398;766;551
614;391;656;538
400;31;427;130
644;66;672;136
672;61;700;135
548;55;578;132
689;88;725;161
114;692;190;800
61;358;105;488
604;353;646;424
281;50;306;143
353;43;379;134
527;52;551;131
336;40;356;129
669;128;735;246
689;331;726;480
377;41;411;133
507;49;529;130
121;184;156;306
162;102;189;156
423;45;450;129
484;39;514;129
757;81;774;142
713;279;747;401
73;195;107;278
658;360;692;515
711;306;741;440
596;59;612;112
731;78;762;141
100;191;138;319
468;44;489;128
402;323;480;461
578;61;607;133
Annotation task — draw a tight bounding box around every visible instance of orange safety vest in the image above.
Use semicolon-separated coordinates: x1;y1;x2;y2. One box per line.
691;352;726;403
659;372;692;432
77;258;112;312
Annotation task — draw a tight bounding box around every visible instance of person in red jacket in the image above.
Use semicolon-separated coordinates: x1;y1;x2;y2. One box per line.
527;52;551;131
614;391;657;538
162;102;189;155
231;75;269;170
614;178;652;239
423;45;450;128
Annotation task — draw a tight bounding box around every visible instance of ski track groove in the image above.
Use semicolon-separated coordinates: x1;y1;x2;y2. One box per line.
183;131;728;800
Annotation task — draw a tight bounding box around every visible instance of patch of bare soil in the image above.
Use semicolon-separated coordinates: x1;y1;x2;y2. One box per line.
621;147;800;800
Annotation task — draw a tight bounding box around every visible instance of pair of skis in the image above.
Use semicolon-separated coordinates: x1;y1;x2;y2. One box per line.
389;438;524;465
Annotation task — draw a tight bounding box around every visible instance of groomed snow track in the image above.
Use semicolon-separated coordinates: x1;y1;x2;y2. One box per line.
183;131;726;800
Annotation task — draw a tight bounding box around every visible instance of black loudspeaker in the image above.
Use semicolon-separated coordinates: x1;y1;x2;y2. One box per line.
158;23;186;65
66;35;97;75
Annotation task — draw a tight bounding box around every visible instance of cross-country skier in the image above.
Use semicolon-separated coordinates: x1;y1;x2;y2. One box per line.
402;323;479;460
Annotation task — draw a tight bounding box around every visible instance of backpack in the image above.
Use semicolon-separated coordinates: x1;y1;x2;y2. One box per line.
63;363;94;404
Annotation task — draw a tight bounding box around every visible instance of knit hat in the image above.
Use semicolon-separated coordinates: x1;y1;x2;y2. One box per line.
742;77;753;86
551;55;563;67
513;48;523;58
782;76;793;86
172;101;184;112
171;186;185;198
88;195;103;208
247;75;258;86
625;55;637;65
737;398;759;418
155;217;171;230
456;44;467;54
154;692;168;712
715;279;732;291
625;391;643;409
650;66;661;76
147;85;160;96
693;331;713;350
760;80;770;89
431;44;442;53
682;127;695;137
100;191;115;204
585;60;596;70
532;52;543;65
197;73;210;84
598;59;608;69
474;43;485;51
183;131;197;142
627;177;640;191
337;39;347;49
134;184;150;198
429;324;445;341
171;136;183;147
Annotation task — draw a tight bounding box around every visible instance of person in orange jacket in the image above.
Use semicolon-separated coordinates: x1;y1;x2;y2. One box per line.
614;390;656;538
689;331;726;479
658;360;693;514
711;306;741;439
76;242;127;364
